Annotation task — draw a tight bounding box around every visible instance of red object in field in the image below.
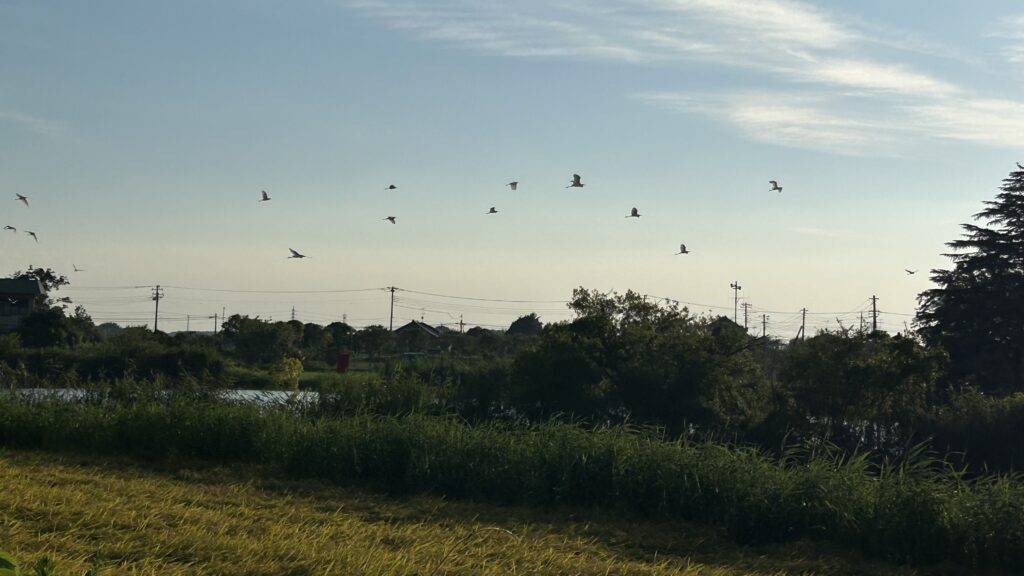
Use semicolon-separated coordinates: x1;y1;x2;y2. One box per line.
336;352;351;373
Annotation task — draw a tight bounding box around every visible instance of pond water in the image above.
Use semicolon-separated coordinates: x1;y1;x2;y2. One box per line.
4;388;320;406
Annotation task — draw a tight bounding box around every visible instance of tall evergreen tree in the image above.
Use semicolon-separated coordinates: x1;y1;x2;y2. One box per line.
916;164;1024;392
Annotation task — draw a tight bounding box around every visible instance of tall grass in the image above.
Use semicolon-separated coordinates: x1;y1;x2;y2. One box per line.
1;390;1022;571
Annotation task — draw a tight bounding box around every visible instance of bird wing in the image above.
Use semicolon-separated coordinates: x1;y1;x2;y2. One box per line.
769;181;778;187
289;248;301;257
680;244;687;252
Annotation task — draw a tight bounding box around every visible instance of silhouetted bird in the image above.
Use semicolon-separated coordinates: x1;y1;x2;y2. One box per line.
25;230;37;242
507;181;518;191
487;207;498;214
384;216;397;224
385;184;397;190
769;181;782;193
259;190;271;202
3;226;14;233
626;207;641;218
567;174;584;188
676;244;689;254
15;194;28;207
905;269;917;275
288;248;308;259
73;264;84;272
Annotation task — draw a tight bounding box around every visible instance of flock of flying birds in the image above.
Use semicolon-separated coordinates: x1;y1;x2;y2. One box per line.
9;173;920;275
265;173;778;260
4;194;38;244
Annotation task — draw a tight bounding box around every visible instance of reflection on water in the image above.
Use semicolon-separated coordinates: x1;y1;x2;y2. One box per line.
5;388;320;406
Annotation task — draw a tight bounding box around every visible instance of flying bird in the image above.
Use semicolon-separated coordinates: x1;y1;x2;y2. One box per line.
507;181;518;191
15;194;28;207
25;230;37;242
905;269;917;275
769;181;782;193
1018;162;1023;170
384;216;397;224
566;174;584;188
259;190;271;202
676;244;689;255
73;264;84;272
626;207;641;218
385;184;397;191
288;248;308;259
3;226;14;233
487;207;498;214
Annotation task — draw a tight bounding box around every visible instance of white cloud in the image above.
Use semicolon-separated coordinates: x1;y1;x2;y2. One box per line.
907;97;1024;148
0;110;61;136
988;14;1024;65
648;0;856;50
638;92;903;156
349;0;1024;154
796;59;960;97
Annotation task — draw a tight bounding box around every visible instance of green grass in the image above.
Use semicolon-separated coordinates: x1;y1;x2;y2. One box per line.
1;392;1022;571
0;450;926;575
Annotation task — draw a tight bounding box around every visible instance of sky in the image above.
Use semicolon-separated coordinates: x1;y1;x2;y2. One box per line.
2;0;1023;336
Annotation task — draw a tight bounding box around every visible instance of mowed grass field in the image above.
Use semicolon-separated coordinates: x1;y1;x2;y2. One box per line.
0;450;936;576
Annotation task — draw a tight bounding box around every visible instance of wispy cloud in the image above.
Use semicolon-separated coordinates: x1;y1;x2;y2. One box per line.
638;92;904;156
347;0;1024;154
987;14;1024;64
0;110;62;136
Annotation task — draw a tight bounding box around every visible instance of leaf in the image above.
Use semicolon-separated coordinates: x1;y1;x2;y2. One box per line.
0;550;18;575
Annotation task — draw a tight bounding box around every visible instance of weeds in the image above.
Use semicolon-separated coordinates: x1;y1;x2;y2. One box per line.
0;391;1021;570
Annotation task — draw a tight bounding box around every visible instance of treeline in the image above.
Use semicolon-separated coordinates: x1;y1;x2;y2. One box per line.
2;280;1022;474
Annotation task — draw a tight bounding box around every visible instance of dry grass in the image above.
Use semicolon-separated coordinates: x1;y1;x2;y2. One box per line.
0;450;929;576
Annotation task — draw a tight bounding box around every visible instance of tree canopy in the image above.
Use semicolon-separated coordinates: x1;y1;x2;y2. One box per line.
916;164;1024;392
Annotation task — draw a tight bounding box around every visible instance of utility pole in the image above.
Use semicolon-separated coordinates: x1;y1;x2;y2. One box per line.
741;302;752;331
860;312;865;332
870;295;878;332
186;315;190;332
730;281;742;324
459;314;464;333
387;286;397;331
151;285;163;332
291;306;296;322
762;314;768;338
214;313;218;334
800;308;807;341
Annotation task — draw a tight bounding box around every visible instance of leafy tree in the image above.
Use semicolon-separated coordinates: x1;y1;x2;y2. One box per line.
511;288;770;430
10;264;97;347
507;313;542;336
353;325;392;360
779;331;945;443
917;164;1024;392
10;266;72;310
219;315;299;366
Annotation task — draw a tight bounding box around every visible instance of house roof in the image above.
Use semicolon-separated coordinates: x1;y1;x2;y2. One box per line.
394;320;441;338
0;278;45;296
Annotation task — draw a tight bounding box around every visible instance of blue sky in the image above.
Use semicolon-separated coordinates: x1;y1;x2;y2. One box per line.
2;0;1023;335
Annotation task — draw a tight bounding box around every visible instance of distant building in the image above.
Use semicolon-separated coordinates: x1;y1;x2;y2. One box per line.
393;320;441;339
0;278;45;333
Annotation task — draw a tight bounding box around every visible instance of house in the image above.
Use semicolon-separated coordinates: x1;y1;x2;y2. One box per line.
0;278;45;333
393;320;441;339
